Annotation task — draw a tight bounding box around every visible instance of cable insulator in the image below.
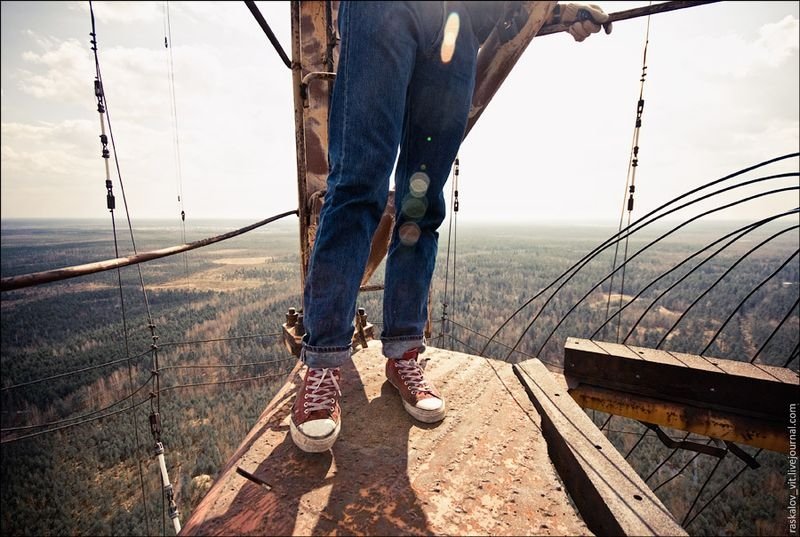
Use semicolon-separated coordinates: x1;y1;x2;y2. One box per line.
149;411;162;441
154;441;182;533
105;179;115;210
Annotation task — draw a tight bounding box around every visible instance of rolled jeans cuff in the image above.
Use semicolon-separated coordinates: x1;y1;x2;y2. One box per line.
301;343;351;369
381;335;426;360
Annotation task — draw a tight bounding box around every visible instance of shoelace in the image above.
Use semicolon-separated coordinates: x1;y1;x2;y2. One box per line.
395;359;433;395
304;368;341;414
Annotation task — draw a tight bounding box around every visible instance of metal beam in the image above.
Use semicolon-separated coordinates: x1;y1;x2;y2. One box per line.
564;338;798;453
465;1;557;138
0;210;297;292
290;1;334;290
514;359;687;536
537;0;722;37
570;384;788;453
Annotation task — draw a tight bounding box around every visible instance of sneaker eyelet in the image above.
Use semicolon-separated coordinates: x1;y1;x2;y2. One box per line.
304;410;309;414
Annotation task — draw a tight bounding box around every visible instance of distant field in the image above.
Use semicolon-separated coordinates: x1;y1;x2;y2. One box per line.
1;217;797;536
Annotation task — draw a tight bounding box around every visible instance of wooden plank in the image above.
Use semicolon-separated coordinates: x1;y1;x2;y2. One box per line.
590;340;644;360
514;360;686;536
564;339;796;420
755;363;799;385
570;384;788;453
181;345;591;536
622;343;686;367
566;336;614;356
664;350;724;373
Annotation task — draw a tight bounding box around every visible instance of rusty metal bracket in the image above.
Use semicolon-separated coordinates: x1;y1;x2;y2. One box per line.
724;441;760;469
643;423;727;458
236;466;273;491
282;306;375;356
300;71;336;107
281;307;304;358
352;307;374;351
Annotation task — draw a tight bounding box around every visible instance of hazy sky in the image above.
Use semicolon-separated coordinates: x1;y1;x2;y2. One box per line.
1;1;798;227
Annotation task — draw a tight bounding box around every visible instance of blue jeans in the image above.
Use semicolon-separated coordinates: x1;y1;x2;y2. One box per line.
302;1;480;368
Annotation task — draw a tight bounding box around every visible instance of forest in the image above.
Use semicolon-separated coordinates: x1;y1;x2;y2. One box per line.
1;216;798;536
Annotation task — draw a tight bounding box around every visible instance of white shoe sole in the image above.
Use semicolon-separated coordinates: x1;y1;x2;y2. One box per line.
290;419;341;452
402;399;446;423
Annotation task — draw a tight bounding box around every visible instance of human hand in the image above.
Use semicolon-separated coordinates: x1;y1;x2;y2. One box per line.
555;3;612;42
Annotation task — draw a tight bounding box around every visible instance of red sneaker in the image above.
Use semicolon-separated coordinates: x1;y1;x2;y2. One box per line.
386;349;446;423
290;367;341;452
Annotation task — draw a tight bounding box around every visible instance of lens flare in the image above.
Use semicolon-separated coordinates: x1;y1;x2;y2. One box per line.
409;172;430;197
399;222;421;246
440;12;460;63
401;196;428;219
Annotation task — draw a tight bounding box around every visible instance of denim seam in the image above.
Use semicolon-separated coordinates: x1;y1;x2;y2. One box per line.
381;334;423;342
339;5;351;189
424;1;447;59
302;343;351;353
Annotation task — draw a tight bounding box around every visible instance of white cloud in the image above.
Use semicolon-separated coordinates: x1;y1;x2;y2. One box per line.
1;120;97;182
75;1;162;24
669;14;799;79
1;1;796;223
18;37;93;102
757;14;799;66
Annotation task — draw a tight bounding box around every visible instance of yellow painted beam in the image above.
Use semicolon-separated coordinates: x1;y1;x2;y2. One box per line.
570;384;788;453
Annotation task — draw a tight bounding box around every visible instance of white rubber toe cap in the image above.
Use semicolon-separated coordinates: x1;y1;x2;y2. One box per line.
416;397;443;411
298;418;337;438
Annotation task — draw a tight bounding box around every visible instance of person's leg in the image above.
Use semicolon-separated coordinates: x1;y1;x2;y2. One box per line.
302;0;420;368
293;1;428;452
382;3;480;422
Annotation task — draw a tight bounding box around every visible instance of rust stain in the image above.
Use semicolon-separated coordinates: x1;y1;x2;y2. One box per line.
181;345;591;536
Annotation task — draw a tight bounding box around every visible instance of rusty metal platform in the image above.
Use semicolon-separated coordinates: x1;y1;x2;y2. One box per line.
180;343;591;536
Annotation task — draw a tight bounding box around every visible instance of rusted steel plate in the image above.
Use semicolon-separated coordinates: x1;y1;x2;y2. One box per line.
515;359;686;536
291;1;336;283
181;345;589;536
